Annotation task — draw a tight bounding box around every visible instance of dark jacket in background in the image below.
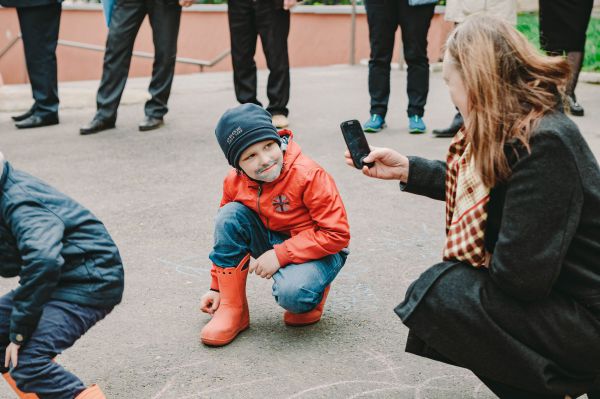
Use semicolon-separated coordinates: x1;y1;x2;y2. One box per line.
0;160;124;345
0;0;62;7
395;111;600;396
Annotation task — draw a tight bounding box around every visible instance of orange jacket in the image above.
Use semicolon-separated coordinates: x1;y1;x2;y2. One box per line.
216;130;350;267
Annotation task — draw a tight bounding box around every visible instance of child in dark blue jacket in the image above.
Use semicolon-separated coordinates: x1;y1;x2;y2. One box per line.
0;153;124;399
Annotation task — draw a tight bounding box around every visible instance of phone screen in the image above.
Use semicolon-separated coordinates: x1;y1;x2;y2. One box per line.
341;120;374;169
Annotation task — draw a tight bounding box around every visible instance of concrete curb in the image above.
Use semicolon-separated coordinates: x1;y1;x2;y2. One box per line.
581;71;600;84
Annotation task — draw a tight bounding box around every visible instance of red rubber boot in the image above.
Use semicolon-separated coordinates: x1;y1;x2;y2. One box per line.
284;285;331;326
200;254;250;346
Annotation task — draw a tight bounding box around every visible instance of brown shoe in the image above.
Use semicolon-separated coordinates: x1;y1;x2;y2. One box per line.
200;255;250;346
272;114;289;129
284;285;330;326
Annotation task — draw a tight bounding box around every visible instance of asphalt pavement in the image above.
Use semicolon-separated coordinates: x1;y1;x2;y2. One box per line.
1;65;598;399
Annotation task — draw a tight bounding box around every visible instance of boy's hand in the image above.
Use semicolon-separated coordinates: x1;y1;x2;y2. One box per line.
249;250;280;279
200;291;220;315
4;342;20;368
179;0;194;6
344;147;409;182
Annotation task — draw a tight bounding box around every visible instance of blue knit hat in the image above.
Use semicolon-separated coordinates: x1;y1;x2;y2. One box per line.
215;104;281;168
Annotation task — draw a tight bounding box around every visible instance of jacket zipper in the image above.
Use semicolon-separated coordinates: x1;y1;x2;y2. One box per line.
257;184;262;216
256;184;270;231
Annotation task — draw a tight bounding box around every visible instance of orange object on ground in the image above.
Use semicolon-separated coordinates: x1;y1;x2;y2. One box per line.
2;372;39;399
201;254;251;347
284;285;330;326
75;384;106;399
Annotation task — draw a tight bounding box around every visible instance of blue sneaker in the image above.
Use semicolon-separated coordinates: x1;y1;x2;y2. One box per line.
363;114;386;133
408;115;426;134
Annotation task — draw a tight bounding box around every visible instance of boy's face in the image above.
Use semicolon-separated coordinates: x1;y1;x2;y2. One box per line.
238;139;283;182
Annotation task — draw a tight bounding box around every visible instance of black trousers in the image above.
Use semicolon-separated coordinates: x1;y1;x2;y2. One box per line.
95;0;181;122
365;0;434;118
228;0;290;117
16;3;61;118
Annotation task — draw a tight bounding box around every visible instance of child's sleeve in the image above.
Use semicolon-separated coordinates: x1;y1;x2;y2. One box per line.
219;174;234;207
3;201;65;345
273;169;350;266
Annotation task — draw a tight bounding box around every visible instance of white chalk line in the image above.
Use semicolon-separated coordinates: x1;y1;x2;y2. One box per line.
286;380;398;399
139;360;210;375
151;376;176;399
181;375;285;398
361;349;400;381
347;385;414;399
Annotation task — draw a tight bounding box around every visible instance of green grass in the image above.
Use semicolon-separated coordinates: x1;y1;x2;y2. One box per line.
517;12;600;72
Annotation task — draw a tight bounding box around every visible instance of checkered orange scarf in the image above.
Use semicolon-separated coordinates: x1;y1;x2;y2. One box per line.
443;129;490;268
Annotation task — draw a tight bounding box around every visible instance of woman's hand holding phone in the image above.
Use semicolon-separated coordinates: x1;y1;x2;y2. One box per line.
344;147;409;182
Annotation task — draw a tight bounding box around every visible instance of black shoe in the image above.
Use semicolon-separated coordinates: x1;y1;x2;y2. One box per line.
80;118;116;135
432;112;463;138
587;391;600;399
138;116;164;132
14;114;59;129
11;107;35;122
567;95;584;116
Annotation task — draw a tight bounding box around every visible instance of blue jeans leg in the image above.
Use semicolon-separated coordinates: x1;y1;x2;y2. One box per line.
209;202;348;312
272;251;347;313
0;291;111;399
209;202;280;268
0;293;12;374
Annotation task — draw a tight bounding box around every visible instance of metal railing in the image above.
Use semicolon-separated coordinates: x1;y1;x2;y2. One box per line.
0;34;230;72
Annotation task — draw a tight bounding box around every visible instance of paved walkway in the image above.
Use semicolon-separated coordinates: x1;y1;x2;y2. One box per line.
0;65;598;398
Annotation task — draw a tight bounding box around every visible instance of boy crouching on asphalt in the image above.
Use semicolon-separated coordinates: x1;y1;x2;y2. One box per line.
199;104;350;347
0;152;124;399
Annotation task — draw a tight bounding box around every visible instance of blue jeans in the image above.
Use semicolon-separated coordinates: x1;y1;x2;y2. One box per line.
0;291;111;399
209;202;348;313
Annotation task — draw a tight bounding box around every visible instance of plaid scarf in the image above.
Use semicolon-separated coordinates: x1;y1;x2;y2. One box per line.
443;129;490;268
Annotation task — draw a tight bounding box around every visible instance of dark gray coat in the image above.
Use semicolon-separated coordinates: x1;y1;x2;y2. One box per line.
395;112;600;396
0;160;124;345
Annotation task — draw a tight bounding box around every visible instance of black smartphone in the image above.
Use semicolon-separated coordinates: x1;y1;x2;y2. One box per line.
340;119;374;169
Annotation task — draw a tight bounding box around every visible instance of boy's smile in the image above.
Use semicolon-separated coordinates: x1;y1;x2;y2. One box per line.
238;139;284;182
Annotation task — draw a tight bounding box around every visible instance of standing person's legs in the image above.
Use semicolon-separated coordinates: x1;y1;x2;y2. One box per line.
256;2;290;118
1;292;111;398
397;0;434;119
145;0;182;123
563;0;593;116
228;0;261;107
432;19;461;138
365;0;397;120
539;0;593;117
16;3;61;122
93;0;148;123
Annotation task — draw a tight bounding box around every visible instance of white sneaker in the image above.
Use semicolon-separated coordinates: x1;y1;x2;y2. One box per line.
272;114;289;128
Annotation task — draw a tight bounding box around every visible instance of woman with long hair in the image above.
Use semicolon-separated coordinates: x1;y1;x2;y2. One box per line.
347;15;600;398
